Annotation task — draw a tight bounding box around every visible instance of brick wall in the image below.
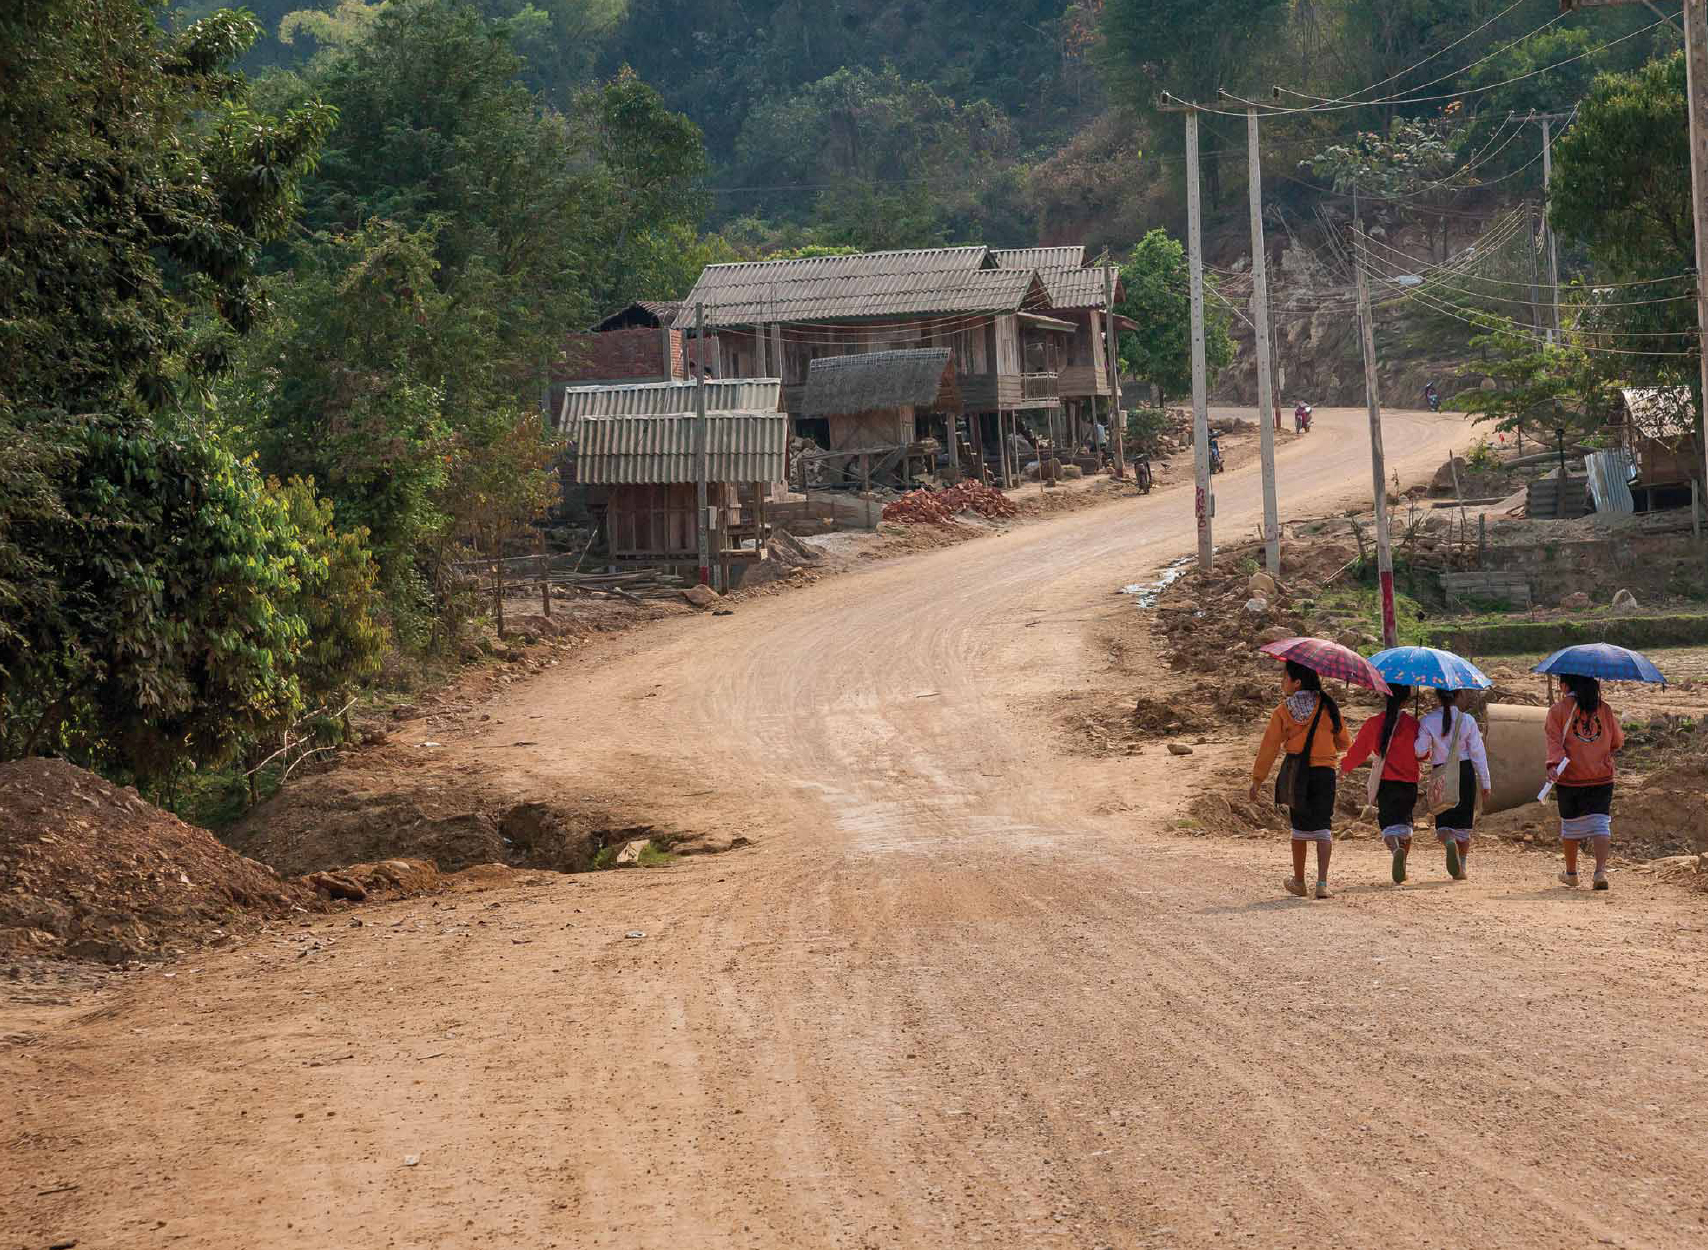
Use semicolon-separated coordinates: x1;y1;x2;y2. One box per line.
556;327;687;383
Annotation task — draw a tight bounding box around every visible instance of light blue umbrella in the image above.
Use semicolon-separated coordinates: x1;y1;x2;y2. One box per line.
1534;643;1667;684
1368;645;1492;691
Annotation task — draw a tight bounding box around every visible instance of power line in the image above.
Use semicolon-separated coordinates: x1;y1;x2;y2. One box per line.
1274;0;1533;111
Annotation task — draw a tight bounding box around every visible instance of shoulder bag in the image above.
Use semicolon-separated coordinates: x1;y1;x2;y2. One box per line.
1274;697;1326;811
1425;707;1463;816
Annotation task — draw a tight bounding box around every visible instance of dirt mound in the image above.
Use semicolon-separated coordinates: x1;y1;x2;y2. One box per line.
0;758;307;962
227;762;668;879
1614;762;1708;861
1184;791;1286;838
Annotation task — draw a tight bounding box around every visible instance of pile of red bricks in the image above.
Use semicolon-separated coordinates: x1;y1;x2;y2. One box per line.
882;490;957;524
941;482;1019;519
881;482;1020;525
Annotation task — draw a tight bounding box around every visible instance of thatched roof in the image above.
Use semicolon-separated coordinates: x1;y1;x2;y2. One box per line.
801;349;960;418
680;247;1054;327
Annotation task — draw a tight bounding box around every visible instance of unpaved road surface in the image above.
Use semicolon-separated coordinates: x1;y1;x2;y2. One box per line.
9;408;1708;1250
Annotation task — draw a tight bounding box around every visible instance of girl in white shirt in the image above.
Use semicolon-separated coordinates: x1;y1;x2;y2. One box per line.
1415;690;1493;880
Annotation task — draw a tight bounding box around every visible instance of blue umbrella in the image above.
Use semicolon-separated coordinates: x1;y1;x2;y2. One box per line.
1534;643;1667;684
1368;645;1492;691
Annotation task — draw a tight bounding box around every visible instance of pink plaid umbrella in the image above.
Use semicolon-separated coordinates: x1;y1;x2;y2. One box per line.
1257;636;1392;695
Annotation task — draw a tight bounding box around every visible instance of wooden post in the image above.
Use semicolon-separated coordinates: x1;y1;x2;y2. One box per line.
1245;106;1281;576
862;453;872;528
537;531;551;619
971;412;986;484
1479;512;1488;569
1354;222;1398;648
694;302;710;586
492;556;505;638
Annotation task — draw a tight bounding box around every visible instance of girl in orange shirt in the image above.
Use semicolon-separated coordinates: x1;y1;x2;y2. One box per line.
1546;674;1624;890
1250;661;1354;899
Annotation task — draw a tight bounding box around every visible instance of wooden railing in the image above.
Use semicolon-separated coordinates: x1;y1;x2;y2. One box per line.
1019;372;1061;407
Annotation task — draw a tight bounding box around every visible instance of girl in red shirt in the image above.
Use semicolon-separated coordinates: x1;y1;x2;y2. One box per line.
1341;685;1420;885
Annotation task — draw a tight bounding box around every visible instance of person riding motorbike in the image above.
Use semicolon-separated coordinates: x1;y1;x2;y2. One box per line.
1208;434;1224;474
1135;452;1153;494
1293;402;1313;434
1425;382;1441;413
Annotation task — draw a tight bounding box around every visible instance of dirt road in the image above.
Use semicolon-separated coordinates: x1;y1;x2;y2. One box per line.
10;407;1708;1250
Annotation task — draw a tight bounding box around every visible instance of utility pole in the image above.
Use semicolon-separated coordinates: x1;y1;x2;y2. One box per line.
694;301;710;587
1243;103;1281;576
1104;262;1127;479
1685;0;1708;533
1563;0;1708;526
1541;116;1562;342
1354;223;1398;648
1161;95;1213;569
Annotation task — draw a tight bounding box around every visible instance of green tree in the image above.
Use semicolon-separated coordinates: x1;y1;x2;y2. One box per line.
572;66;711;312
1096;0;1289;206
1452;314;1612;442
1550;51;1700;476
732;64;1019;247
0;0;350;784
1115;230;1234;404
1305;113;1465;260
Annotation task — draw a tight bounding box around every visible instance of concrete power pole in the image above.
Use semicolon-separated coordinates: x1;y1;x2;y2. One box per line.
1104;262;1128;480
1541;117;1562;342
1685;0;1708;530
694;301;710;587
1353;224;1399;648
1245;105;1282;576
1161;95;1214;570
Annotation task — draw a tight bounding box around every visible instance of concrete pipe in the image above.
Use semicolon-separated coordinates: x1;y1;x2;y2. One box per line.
1484;703;1550;816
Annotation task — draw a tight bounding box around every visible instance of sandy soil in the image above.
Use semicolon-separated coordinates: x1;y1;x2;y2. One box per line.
9;407;1708;1250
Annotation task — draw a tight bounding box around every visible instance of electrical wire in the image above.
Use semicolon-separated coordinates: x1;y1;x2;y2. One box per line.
1186;17;1665;118
1270;0;1532;112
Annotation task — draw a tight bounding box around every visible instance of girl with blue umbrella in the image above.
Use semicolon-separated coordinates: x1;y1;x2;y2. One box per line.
1536;644;1666;891
1364;646;1493;882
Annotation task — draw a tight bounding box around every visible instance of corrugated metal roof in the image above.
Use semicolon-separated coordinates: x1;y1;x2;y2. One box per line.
1586;448;1637;515
994;246;1085;275
558;378;781;428
993;250;1119;309
681;247;1058;326
801;349;955;418
574;413;789;484
1621;386;1696;439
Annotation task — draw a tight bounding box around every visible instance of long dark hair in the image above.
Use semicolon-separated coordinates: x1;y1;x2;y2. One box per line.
1436;687;1458;734
1561;673;1602;715
1378;684;1413;754
1285;660;1343;734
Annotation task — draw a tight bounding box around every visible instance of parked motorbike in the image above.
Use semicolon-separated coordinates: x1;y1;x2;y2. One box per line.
1208;436;1225;474
1135;453;1153;495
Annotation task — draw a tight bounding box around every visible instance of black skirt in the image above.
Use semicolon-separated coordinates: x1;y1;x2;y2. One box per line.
1376;779;1419;832
1434;760;1478;830
1557;782;1614;819
1290;765;1337;833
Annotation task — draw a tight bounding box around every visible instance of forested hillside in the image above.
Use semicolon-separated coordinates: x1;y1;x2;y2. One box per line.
166;0;1671;251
